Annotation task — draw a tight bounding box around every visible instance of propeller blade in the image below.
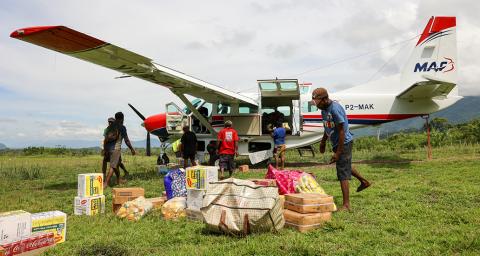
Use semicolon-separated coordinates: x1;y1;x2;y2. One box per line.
128;103;146;121
146;132;151;156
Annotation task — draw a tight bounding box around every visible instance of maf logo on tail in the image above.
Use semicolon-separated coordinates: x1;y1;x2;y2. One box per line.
414;57;455;73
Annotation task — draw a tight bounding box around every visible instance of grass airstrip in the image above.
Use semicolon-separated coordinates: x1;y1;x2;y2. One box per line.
1;145;479;255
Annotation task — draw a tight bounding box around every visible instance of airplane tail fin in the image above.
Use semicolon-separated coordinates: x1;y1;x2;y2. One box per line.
400;16;457;88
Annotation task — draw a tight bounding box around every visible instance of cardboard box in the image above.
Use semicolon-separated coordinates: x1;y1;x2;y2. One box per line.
248;179;277;187
77;173;103;197
74;195;105;216
31;211;67;244
146;197;167;209
185;166;218;190
186;190;205;210
0;232;55;256
0;210;31;244
238;165;249;172
284;209;332;233
285;193;336;213
112;188;144;198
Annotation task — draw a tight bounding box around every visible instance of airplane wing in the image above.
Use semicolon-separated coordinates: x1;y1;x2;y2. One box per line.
396;75;456;100
10;26;257;106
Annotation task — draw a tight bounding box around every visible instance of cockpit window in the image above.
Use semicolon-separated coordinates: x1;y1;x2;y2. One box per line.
184;99;202;114
217;103;231;114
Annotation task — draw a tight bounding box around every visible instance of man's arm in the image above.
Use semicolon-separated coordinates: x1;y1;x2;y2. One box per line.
330;123;345;163
122;127;136;155
319;132;328;154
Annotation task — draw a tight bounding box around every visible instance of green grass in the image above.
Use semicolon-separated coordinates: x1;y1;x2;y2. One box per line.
1;145;479;255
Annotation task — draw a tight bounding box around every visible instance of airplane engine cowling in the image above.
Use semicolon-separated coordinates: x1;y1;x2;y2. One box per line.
144;113;168;139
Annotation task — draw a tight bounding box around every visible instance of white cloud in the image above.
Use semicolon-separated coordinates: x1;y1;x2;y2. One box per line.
0;0;479;147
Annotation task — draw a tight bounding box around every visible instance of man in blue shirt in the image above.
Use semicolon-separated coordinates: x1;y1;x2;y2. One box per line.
312;87;371;211
272;121;286;169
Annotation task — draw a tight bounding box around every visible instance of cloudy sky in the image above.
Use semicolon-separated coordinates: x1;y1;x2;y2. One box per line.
1;0;479;148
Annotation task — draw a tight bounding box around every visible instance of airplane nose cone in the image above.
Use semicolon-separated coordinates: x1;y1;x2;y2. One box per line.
143;113;168;138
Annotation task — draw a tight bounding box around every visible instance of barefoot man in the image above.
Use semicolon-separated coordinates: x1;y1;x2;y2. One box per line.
312;87;371;210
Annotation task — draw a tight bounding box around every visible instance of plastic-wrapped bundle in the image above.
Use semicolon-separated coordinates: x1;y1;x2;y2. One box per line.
116;196;153;221
161;197;187;220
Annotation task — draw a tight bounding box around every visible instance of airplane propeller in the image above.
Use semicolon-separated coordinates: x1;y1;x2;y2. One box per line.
128;103;150;156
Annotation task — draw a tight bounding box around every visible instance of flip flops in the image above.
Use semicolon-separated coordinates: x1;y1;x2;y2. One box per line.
356;182;371;192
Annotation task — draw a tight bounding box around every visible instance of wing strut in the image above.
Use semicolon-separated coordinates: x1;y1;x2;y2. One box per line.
176;93;216;136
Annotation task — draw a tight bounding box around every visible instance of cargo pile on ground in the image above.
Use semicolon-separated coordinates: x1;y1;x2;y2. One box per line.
0;163;337;254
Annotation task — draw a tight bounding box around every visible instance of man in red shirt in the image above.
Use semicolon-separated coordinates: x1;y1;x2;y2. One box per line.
216;120;239;179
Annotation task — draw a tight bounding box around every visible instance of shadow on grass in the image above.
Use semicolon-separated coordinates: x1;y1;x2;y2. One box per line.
77;243;129;256
356;153;416;169
44;181;77;191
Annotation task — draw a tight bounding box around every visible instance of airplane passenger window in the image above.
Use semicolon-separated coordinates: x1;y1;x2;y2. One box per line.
239;103;258;114
302;102;318;112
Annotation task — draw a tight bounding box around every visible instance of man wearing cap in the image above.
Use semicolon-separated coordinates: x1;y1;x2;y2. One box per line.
312;87;371;211
216;120;239;179
102;117;129;180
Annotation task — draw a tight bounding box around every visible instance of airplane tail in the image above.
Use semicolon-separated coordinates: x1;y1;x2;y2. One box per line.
400;16;457;88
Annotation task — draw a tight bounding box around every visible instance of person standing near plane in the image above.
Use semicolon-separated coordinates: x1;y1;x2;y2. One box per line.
104;112;136;188
216;120;239;179
180;125;198;169
272;121;286;169
102;117;130;179
312;88;371;211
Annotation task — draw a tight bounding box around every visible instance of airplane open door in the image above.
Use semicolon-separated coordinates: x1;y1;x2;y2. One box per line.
165;102;189;135
258;79;301;135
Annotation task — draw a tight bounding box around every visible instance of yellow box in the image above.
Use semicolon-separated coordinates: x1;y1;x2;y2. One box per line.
74;195;105;216
185;166;218;190
31;211;67;244
77;173;103;197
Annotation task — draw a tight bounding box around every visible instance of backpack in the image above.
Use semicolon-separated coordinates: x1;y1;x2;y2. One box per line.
105;126;120;143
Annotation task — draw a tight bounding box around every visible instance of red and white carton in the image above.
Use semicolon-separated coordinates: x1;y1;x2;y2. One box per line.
0;232;55;256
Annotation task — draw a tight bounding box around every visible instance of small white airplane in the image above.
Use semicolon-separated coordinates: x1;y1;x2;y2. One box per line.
11;16;461;163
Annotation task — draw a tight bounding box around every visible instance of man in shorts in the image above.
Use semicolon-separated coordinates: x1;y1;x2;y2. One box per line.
312;87;371;211
272;121;286;169
103;112;136;188
216;120;239;179
102;117;129;179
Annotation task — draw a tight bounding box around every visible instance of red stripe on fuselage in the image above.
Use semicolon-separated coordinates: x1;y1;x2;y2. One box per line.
10;26;106;53
416;17;456;46
303;113;421;120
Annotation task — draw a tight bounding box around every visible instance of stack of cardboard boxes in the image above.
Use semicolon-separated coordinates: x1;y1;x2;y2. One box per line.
74;173;105;215
284;193;336;232
0;210;67;256
185;166;218;222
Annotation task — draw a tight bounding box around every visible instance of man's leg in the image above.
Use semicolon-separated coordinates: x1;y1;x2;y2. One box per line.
228;155;234;177
104;167;116;188
190;156;196;166
183;157;188;169
352;166;371;192
102;159;107;178
340;180;350;210
119;162;129;177
280;146;286;170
